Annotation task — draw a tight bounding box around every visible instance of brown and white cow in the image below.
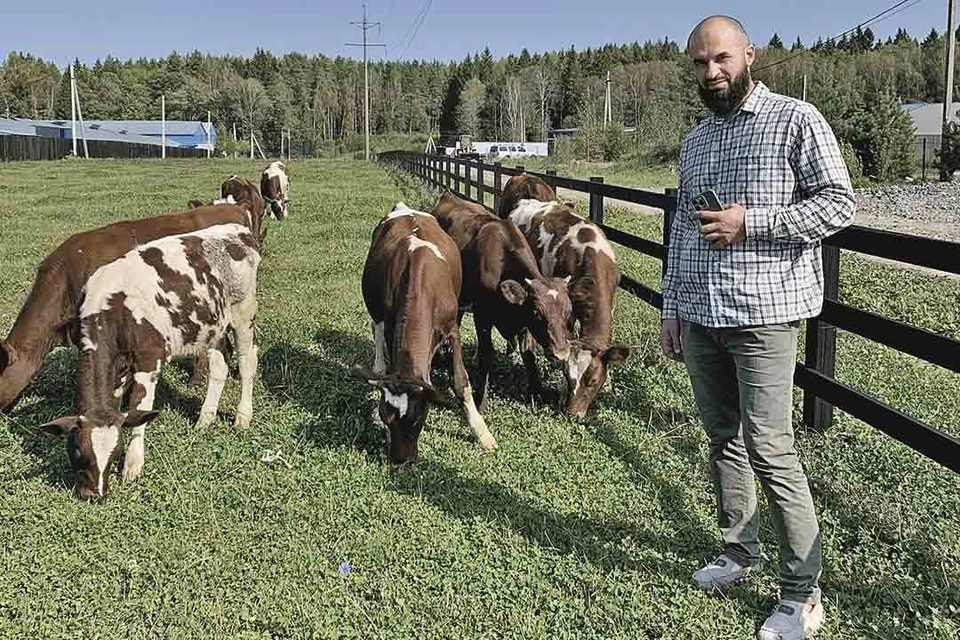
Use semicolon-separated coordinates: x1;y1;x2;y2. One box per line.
497;173;558;219
41;223;261;500
0;204;254;414
430;191;572;410
507;200;630;417
360;202;495;464
260;161;290;220
222;175;268;242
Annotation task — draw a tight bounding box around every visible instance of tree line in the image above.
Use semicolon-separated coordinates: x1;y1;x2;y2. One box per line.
1;25;951;179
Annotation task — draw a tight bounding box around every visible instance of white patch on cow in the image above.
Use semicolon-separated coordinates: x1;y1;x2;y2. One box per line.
509;199;550;231
213;194;237;205
538;224;557;276
567;349;595;396
384;390;408;417
81;335;98;352
90;424;120;497
567;222;617;262
408;235;445;260
547;289;559;299
385;203;430;222
80;224;255;358
264;161;288;193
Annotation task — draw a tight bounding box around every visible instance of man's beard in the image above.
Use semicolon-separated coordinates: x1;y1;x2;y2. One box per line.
698;68;752;116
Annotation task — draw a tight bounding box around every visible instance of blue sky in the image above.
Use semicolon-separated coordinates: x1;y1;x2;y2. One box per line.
1;0;948;67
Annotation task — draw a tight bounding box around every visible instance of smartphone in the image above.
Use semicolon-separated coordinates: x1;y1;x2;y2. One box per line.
693;189;723;212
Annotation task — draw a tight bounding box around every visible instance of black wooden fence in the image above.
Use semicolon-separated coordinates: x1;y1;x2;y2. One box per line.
0;134;207;161
378;149;960;474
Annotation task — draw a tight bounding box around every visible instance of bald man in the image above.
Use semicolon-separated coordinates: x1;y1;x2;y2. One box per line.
660;15;855;640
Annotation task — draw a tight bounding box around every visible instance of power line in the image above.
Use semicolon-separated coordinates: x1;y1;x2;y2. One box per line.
397;0;434;59
753;0;924;73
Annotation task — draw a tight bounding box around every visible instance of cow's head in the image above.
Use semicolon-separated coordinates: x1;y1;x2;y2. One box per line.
563;276;630;417
357;370;450;465
41;409;159;500
261;161;290;220
500;277;573;361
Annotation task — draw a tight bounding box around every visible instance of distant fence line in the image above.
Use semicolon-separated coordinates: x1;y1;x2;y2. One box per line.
0;134;207;161
379;149;960;475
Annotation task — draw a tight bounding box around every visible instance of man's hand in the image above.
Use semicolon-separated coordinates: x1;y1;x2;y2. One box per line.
660;318;682;361
698;204;747;249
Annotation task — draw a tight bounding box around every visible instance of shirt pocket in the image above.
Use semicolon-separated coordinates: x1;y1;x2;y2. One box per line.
733;153;786;207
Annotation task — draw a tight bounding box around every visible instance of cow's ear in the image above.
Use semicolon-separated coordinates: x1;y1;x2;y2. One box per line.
122;410;161;429
500;280;527;305
41;416;81;437
602;344;630;366
0;340;16;373
187;199;204;209
351;366;387;388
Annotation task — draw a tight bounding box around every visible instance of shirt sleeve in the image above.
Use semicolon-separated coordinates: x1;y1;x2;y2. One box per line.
660;154;686;320
744;106;856;244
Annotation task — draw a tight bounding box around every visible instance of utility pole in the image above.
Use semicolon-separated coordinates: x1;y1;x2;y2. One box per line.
70;64;77;156
347;4;385;161
604;71;612;127
943;0;958;180
802;74;808;102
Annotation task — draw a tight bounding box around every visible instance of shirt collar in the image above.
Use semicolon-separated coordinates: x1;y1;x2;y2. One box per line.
709;80;767;122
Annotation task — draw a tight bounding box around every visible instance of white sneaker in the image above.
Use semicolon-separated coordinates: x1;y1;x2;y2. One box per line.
757;600;825;640
692;553;761;590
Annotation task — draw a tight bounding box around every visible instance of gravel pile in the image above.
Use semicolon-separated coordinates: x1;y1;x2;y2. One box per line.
853;181;960;242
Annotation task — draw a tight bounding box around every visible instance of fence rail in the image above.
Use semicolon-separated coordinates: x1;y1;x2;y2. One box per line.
379;149;960;474
0;134;207;161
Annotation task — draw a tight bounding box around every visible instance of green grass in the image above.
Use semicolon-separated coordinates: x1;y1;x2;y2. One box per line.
0;158;958;639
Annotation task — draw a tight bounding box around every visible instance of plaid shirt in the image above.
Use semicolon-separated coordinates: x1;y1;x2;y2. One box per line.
661;81;855;328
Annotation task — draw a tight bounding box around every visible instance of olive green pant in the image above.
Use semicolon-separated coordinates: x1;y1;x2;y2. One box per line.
681;320;822;604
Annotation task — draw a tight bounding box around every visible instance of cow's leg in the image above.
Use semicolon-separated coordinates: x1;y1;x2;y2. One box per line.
372;319;387;375
196;348;229;428
122;356;162;483
231;293;259;429
450;333;497;451
474;316;496;413
519;329;543;399
188;354;208;387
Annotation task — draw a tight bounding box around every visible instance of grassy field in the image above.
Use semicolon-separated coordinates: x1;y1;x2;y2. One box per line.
0;158;958;639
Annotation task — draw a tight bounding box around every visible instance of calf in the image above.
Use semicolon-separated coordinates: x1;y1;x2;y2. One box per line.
430;191;572;410
497;173;557;219
360;202;495;464
41;224;261;500
0;204;253;413
260;161;290;220
507;200;630;417
222;175;268;244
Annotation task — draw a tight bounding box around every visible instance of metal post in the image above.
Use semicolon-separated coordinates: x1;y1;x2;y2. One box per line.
802;74;808;102
454;158;461;194
923;138;928;180
477;160;485;206
493;162;503;213
69;65;77;156
161;95;166;159
589;176;604;224
662;187;679;279
942;0;958;180
803;244;840;432
546;169;557;191
207;110;212;158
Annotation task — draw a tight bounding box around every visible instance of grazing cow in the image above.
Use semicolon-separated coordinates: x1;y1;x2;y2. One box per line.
497;173;558;219
41;224;261;500
221;175;268;243
360;202;495;464
0;205;254;413
430;191;572;410
507;200;630;417
260;161;290;220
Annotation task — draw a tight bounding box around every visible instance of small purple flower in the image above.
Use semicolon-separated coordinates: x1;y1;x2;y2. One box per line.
338;560;352;577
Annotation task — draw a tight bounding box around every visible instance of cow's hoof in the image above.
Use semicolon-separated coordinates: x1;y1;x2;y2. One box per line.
196;411;216;428
479;432;498;452
121;445;144;482
234;412;252;429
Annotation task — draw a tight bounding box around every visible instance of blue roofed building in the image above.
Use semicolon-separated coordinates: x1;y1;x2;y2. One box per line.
0;118;215;149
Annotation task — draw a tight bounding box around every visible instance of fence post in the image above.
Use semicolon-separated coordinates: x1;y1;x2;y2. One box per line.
493;162;503;213
589;177;604;225
662;187;679;279
803;245;840;432
546;169;557;191
454;158;461;194
922;138;927;181
477;160;485;207
516;165;525;174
